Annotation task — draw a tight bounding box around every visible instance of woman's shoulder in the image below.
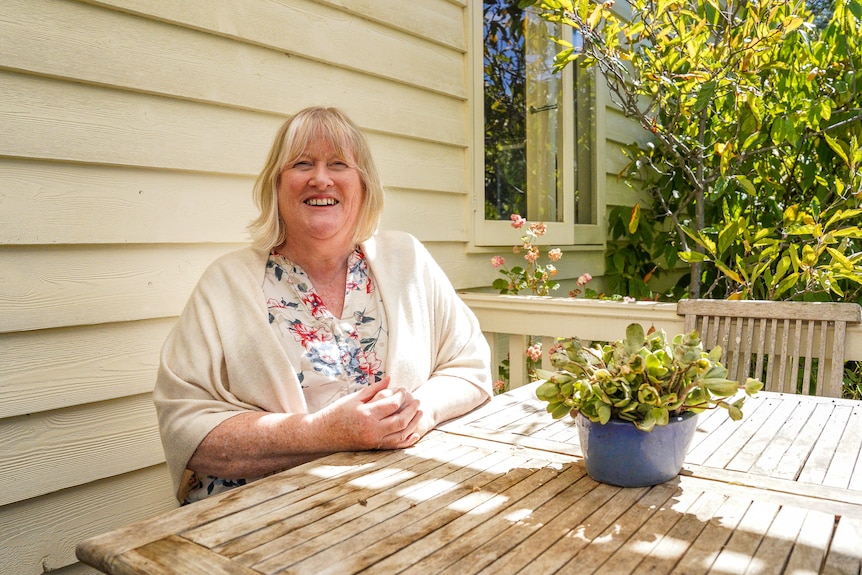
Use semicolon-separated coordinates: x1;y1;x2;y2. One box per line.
364;230;426;256
198;245;270;288
367;229;419;247
211;245;268;267
363;230;444;278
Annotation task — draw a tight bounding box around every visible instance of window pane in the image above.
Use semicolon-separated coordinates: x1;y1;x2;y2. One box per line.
525;12;563;222
483;1;527;221
574;57;595;225
483;3;564;223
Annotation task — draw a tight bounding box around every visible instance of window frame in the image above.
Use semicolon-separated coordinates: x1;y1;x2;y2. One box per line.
470;1;605;249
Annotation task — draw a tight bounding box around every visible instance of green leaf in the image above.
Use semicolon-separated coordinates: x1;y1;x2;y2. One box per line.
824;134;850;166
597;403;612;424
774;273;800;298
679;251;708;263
714;260;743;284
702;378;739;396
625;323;646;351
717;219;739;255
694;80;716;112
727;403;743;421
834;227;862;239
826;209;862;229
745;378;763;395
536;380;561;402
774;255;791;282
827;247;853;270
734;176;757;195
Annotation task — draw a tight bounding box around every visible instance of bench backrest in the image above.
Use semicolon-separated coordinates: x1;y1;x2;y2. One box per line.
677;299;862;397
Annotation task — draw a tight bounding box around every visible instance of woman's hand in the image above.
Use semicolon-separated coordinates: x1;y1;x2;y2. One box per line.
312;376;423;451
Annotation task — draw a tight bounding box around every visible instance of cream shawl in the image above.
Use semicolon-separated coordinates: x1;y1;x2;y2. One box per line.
153;230;492;497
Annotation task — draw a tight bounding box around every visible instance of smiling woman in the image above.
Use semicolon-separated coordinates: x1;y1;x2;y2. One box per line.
153;107;493;504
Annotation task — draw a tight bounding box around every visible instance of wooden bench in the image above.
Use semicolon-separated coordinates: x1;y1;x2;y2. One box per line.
677;299;862;397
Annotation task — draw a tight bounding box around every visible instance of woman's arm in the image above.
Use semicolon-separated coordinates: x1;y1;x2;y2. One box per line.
187;376;422;479
406;376;489;441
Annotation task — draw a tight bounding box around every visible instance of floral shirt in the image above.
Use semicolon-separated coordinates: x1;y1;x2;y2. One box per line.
183;248;388;503
264;249;389;412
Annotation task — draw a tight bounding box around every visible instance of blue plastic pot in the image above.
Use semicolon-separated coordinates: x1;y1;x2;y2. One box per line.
575;411;699;487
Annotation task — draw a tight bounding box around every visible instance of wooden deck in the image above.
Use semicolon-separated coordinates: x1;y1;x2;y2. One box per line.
77;388;862;574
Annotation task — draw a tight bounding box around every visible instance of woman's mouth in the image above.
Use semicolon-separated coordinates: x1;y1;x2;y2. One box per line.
305;198;338;206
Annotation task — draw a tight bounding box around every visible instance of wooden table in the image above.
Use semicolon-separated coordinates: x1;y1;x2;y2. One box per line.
77;387;862;574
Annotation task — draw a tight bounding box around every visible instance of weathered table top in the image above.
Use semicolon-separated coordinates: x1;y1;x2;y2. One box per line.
77;388;862;575
440;386;862;493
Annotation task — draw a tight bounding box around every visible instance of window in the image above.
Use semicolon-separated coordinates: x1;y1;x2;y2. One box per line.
474;1;600;247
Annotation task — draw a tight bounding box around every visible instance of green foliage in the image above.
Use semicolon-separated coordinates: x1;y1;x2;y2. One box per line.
523;0;862;303
606;204;665;299
678;202;862;299
535;323;763;431
843;362;862;400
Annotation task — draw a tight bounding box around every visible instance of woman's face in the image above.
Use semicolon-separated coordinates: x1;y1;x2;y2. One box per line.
277;134;364;252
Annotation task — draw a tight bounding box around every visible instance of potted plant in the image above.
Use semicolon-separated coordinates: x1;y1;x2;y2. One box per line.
535;323;763;487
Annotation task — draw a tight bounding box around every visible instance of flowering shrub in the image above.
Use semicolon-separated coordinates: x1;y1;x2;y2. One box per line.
489;214;602;298
491;214;565;296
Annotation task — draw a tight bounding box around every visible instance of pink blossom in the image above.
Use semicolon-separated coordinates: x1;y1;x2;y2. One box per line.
510;214;526;229
529;222;547;236
624;296;636;303
493;379;508;394
577;273;593;286
491;255;505;268
526;343;542;362
548;248;562;261
524;248;540;263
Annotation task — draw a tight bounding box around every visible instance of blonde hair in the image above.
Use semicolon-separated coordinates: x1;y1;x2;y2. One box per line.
248;107;384;251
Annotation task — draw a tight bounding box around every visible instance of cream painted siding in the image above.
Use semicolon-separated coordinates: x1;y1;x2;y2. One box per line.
604;103;655;208
0;0;472;572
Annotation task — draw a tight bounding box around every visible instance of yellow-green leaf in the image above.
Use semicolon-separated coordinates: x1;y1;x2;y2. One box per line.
827;246;853;270
714;260;743;283
679;251;709;263
629;203;641;234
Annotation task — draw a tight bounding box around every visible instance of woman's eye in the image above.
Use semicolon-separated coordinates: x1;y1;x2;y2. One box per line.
292;161;313;169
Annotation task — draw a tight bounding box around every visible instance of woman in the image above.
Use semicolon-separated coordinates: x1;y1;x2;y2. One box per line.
154;106;492;503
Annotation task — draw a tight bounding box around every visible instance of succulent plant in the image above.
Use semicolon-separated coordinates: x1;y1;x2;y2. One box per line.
535;323;763;431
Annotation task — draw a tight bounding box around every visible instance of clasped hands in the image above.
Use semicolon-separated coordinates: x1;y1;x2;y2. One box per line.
317;376;431;451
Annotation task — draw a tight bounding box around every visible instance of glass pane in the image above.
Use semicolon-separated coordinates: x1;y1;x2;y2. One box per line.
483;1;527;221
525;12;563;222
483;2;564;223
574;58;595;225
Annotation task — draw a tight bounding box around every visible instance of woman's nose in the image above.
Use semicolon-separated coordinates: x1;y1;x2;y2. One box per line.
308;163;333;188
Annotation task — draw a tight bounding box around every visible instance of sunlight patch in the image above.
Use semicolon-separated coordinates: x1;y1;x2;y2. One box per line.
397;478;457;501
504;507;534;523
307;463;374;479
711;551;764;573
629;536;687;557
447;491;501;513
348;468;416;489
